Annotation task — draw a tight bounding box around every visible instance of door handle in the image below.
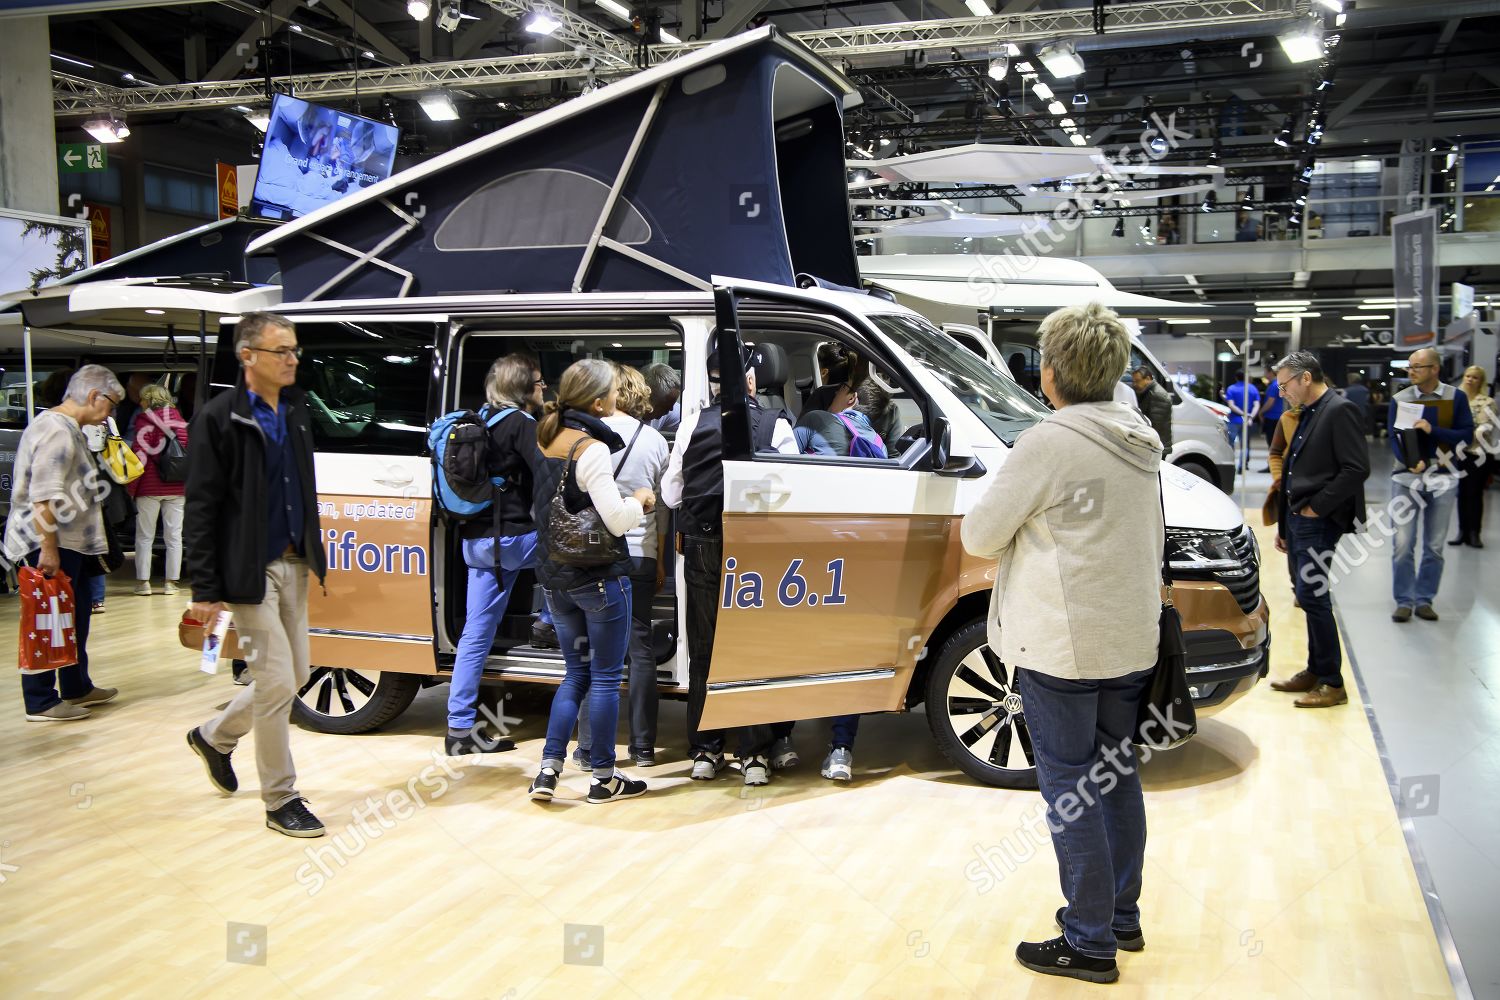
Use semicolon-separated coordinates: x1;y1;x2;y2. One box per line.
743;475;789;510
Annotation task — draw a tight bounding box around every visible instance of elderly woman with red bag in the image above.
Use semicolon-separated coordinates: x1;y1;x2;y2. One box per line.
128;383;189;596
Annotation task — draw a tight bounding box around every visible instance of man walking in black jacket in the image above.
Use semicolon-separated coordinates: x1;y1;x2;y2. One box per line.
1267;351;1369;709
183;312;329;837
1130;366;1174;456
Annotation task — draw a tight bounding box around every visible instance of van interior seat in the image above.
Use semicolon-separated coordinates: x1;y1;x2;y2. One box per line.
752;341;796;419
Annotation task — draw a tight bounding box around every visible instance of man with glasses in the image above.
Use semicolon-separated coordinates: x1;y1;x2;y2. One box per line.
1268;352;1369;709
1387;348;1473;623
184;312;329;838
3;366;124;721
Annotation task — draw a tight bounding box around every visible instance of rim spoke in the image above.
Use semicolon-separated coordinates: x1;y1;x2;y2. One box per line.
299;666;329;698
958;709;1003;748
333;671;357;714
344;670;376;697
1013;713;1036;766
314;676;333;715
989;715;1014;767
955;661;1006;702
948;695;995;716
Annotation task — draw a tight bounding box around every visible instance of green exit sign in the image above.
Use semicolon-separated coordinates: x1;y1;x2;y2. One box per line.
58;143;108;173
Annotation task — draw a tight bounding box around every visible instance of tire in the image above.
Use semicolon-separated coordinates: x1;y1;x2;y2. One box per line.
925;621;1038;790
1174;456;1216;485
292;668;421;735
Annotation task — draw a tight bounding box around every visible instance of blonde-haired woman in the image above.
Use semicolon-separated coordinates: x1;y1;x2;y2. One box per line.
961;302;1163;985
528;359;656;804
1454;365;1495;547
572;363;671;768
129;383;189;596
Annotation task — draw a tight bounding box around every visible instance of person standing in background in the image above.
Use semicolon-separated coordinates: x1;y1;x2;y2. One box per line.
1452;365;1494;548
3;366;124;722
642;362;682;436
1257;362;1284;470
128;384;189;597
1130;367;1173;457
1269;352;1369;708
114;373;151;445
1388;348;1473;622
184;312;329;838
1222;373;1260;472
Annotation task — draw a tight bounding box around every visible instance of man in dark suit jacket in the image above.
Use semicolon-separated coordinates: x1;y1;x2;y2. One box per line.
1268;351;1370;709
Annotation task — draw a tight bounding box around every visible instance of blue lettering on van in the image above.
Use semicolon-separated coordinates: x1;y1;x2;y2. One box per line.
324;528;428;576
721;557;847;610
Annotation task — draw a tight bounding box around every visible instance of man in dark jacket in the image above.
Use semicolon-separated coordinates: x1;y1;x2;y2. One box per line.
1129;367;1173;456
183;312;329;838
1268;351;1369;709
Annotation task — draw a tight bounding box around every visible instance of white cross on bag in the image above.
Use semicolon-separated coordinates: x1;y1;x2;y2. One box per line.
36;596;75;648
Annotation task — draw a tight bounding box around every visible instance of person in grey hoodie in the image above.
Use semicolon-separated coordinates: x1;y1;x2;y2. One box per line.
961;302;1164;986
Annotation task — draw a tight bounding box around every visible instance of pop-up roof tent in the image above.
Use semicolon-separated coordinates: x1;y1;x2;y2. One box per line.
248;27;862;302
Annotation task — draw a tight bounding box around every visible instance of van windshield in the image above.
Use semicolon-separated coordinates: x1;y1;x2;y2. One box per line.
870;313;1049;445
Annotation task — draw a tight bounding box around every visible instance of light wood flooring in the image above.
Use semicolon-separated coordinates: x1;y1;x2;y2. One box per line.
0;520;1455;999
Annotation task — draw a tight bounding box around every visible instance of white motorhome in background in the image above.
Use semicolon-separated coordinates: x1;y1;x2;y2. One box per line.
860;254;1239;493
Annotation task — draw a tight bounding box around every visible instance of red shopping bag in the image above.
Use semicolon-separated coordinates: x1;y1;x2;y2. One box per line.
17;567;80;673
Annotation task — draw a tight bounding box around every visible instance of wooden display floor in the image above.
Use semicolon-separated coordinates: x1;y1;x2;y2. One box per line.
0;522;1454;998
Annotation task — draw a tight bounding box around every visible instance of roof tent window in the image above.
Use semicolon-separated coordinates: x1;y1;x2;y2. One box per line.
434;168;652;251
772;63;856;286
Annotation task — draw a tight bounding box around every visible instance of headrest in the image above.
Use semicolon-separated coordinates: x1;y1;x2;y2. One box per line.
749;342;789;387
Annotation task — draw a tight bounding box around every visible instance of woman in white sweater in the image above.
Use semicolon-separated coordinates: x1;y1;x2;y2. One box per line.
961;302;1164;986
527;360;656;805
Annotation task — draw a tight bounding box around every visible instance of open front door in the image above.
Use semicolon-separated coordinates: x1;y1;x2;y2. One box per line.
697;284;961;729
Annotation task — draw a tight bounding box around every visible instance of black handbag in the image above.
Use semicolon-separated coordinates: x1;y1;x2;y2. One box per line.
1136;476;1198;749
545;438;627;568
157;432;189;483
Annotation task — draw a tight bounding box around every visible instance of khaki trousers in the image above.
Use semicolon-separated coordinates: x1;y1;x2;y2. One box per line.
201;555;311;811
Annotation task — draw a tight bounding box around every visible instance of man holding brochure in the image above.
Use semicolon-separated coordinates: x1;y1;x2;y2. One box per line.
184;312;329;838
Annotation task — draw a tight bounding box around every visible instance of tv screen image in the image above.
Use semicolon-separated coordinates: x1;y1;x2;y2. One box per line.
250;95;400;221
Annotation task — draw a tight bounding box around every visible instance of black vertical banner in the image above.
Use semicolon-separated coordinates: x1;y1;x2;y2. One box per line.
1392;208;1438;350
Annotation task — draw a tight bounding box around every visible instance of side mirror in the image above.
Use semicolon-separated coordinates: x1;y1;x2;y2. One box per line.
929;415;951;471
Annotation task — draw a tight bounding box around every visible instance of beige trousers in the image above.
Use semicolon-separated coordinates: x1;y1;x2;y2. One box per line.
201;555;311;811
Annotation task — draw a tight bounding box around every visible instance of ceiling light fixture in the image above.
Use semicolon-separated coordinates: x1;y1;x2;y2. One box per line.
523;10;560;34
1047;100;1067;116
51;52;95;69
244;109;271;131
1069;134;1087;146
1342;314;1390;321
1072;83;1088;106
419;90;460;121
83;115;130;143
1037;40;1085;78
988;57;1008;80
1315;0;1342;11
1277;18;1324;63
596;0;631;18
964;0;993;16
407;0;430;18
1030;80;1053;100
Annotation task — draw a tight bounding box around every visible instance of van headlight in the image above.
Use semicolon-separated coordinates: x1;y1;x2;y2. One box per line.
1167;529;1242;574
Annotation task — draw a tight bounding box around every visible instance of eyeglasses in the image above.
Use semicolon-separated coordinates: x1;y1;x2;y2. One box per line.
253;345;303;360
1409;363;1437;370
533;377;547;388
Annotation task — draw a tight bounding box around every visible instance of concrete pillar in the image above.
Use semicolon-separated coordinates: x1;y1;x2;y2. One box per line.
0;17;59;215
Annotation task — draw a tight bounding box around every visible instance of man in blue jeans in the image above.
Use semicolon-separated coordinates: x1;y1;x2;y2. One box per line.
1222;373;1260;471
1268;351;1370;709
1388;348;1472;622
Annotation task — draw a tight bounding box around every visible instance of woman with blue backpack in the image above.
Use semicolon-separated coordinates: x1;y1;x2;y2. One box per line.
441;354;546;756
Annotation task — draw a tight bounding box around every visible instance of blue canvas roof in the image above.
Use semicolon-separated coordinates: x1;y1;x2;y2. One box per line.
57;218;281;286
247;27;862;302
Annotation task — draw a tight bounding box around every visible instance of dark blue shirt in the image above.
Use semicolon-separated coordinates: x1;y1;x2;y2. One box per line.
248;390;305;564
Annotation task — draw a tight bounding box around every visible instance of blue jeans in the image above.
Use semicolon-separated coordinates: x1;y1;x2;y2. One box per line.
1391;479;1459;608
541;575;632;777
771;716;860;748
446;533;538;731
1288;513;1345;686
20;549;98;715
89;573;106;605
1227;421;1250;468
576;557;660;755
1019;667;1153;960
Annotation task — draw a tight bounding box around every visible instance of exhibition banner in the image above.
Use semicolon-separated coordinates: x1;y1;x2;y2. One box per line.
217;162;238;220
1392;208;1438;350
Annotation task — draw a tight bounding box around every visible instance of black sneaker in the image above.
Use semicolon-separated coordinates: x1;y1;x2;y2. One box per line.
1056;907;1144;952
630;747;656;768
587;773;647;804
571;747;591;770
528;767;559;801
445;729;517;755
266;798;325;839
531;620;559;650
186;727;237;794
1015;936;1119;984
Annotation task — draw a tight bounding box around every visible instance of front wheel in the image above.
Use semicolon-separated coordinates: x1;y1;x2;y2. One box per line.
292;668;421;734
925;621;1038;789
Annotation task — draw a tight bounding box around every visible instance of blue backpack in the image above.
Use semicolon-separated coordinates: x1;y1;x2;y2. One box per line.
833;411;888;459
429;406;523;520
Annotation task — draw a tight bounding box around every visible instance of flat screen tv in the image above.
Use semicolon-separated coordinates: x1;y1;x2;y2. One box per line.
249;94;400;221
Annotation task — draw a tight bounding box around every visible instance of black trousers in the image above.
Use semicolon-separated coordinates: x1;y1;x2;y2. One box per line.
683;533;772;759
1456;457;1490;537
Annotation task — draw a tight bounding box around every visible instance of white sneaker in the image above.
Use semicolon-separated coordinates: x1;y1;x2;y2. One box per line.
821;747;854;782
163;581;179;596
770;736;800;770
690;752;726;780
133;582;152;596
742;755;770;786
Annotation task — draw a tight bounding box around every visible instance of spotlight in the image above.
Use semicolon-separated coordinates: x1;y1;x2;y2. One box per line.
407;0;430;19
993;80;1011;107
1037;40;1085;78
1072;83;1088;106
1207;143;1221;166
524;10;561;34
437;0;463;31
1273;115;1295;147
83;114;130;143
1148;135;1168;155
1201;190;1217;212
988;57;1008;81
1278;18;1324;63
1240;190;1254;211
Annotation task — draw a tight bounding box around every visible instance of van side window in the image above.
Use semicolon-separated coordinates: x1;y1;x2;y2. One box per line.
292;322;436;455
434;169;652;251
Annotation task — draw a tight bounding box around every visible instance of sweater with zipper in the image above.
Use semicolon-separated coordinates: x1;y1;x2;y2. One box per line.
184;379;326;605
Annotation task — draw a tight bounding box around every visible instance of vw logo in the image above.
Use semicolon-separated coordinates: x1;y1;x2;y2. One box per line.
1002;693;1023;716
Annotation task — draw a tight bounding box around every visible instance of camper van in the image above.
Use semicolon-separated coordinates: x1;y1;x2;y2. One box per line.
860;255;1239;492
8;30;1268;790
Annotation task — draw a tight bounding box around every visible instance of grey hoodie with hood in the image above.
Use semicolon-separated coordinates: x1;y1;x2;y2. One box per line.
961;401;1165;681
